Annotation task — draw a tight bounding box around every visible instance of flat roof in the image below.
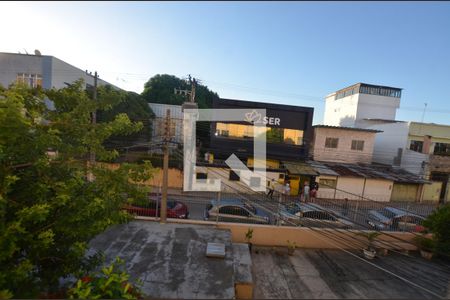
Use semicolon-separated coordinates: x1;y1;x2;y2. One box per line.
334;82;403;94
314;125;383;133
253;247;450;299
216;97;314;113
321;162;429;184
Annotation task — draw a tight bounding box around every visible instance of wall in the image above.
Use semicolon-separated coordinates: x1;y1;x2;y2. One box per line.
323;93;358;127
362;179;393;202
401;149;428;175
363;121;410;166
312;127;376;164
335;177;365;200
423;182;442;202
50;57;115;89
354;93;400;123
322;177;392;201
0;53;47;87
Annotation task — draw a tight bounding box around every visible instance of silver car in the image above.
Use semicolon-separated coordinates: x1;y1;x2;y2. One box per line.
366;207;425;232
204;199;271;225
279;202;355;228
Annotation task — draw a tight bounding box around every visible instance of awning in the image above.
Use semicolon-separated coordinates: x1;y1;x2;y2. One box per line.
282;161;319;176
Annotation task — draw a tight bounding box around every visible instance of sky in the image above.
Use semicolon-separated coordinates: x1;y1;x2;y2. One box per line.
1;1;450;125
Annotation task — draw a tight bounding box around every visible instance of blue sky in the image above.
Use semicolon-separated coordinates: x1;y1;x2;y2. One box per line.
1;1;450;124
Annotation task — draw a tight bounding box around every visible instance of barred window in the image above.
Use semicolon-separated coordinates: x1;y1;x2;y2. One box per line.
325;137;339;148
351;140;364;151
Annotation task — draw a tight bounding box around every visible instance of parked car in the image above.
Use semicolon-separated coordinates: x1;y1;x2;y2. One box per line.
204;199;271;224
279;202;355;228
366;206;425;232
123;198;189;219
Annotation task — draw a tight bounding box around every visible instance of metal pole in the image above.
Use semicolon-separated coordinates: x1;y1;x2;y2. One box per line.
216;191;221;226
160;109;170;223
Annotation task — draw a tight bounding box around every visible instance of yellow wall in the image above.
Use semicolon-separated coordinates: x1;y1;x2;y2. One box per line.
409;122;450;140
423;182;442;202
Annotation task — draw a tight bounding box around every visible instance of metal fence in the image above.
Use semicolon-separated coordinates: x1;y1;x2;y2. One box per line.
124;182;440;233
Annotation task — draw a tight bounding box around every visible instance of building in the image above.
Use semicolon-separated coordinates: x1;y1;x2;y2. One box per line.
208;98;314;162
0;51;118;90
311;125;381;164
323;83;450;203
362;120;450;202
324;83;401;128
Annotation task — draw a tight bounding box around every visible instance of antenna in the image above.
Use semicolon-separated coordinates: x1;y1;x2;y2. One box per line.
421;103;427;123
23;48;28;55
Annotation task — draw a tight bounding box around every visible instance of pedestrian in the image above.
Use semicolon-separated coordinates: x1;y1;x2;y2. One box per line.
284;182;290;203
303;181;310;203
311;187;317;202
267;179;275;199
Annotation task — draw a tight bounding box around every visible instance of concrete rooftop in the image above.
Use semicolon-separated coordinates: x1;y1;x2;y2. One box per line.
252;246;450;299
88;221;248;299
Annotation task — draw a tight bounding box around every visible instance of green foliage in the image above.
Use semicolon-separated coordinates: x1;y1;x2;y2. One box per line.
245;228;253;243
413;235;436;252
286;240;297;250
68;257;142;300
0;82;154;297
423;204;450;256
141;74;219;109
97;89;154;149
357;231;381;250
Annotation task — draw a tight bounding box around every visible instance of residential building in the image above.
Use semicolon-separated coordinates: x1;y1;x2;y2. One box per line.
311;125;381;164
0;51;118;90
362;120;450;202
324;83;401;128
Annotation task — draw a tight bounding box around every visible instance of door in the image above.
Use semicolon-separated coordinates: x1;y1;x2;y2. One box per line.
391;184;418;202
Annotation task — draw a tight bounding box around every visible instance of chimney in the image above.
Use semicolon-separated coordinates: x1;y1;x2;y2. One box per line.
423;135;432;154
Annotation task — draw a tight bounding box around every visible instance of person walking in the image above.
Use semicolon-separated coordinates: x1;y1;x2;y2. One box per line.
303;181;310;203
267;179;275;199
284;182;290;203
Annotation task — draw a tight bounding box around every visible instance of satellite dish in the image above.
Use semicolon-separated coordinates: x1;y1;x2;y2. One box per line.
34;49;42;56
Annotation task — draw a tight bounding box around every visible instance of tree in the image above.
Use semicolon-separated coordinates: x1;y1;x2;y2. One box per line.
423;203;450;257
97;89;155;151
0;81;154;298
141;74;219;109
141;74;220;148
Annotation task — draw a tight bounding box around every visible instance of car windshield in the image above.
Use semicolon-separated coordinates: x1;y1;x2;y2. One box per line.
243;203;257;215
285;204;301;215
380;209;397;219
167;201;177;209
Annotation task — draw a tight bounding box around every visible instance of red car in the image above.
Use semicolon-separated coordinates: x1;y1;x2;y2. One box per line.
124;199;189;219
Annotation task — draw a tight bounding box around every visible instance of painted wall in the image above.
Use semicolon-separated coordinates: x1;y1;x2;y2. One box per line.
423;182;442;202
312;127;376;164
323;93;359;127
354;93;400;125
323;92;400;128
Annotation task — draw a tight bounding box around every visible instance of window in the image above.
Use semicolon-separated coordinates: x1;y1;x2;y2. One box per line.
16;73;42;88
351;140;364;151
434;143;450;156
196;172;207;180
325;137;339;148
215;123;304;145
409;140;423;153
319;178;337;189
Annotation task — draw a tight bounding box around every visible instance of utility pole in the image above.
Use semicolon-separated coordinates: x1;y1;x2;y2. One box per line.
160;109;171;223
86;71;99;182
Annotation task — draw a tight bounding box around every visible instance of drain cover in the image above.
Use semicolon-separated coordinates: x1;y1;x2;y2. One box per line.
206;242;226;258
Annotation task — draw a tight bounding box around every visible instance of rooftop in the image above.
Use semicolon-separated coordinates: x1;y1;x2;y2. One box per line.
313;125;383;133
252;246;449;299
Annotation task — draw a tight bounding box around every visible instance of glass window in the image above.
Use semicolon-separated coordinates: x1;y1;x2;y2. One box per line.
16;73;42;88
409;140;423;153
434;143;450;156
351;140;364;151
325;137;339;148
215;123;304;145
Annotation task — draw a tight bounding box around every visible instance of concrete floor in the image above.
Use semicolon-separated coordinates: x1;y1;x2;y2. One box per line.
252;247;450;299
88;221;239;299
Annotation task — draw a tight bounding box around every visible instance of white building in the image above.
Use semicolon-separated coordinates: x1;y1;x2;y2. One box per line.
324;83;401;128
0;51;119;90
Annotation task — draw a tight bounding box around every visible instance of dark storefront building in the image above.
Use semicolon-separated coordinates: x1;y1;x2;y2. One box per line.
207;98;314;165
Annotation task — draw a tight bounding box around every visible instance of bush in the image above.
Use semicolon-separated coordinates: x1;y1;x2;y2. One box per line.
68;257;142;299
423;203;450;257
413;235;436;252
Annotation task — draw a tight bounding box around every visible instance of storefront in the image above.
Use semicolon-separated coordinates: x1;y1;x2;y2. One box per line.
208;98;314;163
